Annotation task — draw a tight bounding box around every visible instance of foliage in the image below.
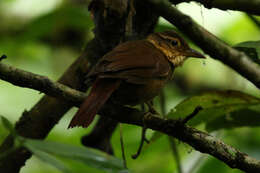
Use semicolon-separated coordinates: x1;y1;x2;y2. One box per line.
168;90;260;127
234;41;260;64
0;1;260;173
0;116;126;173
151;90;260;144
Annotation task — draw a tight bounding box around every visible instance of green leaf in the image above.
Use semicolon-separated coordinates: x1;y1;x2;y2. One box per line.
23;139;125;172
206;108;260;132
235;47;259;62
235;40;260;54
27;146;72;173
234;40;260;64
0;116;15;136
0;146;19;160
167;90;260;126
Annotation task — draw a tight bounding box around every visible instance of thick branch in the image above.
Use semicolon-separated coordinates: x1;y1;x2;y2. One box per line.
1;63;260;172
172;0;260;15
148;0;260;89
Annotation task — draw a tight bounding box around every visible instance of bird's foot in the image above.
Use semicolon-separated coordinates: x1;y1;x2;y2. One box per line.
131;125;149;159
146;101;159;115
132;102;161;159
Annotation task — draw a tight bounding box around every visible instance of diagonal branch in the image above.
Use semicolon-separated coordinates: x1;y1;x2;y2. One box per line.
171;0;260;15
148;0;260;89
0;62;260;172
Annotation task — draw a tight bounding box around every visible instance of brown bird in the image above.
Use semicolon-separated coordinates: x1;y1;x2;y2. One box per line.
69;31;205;128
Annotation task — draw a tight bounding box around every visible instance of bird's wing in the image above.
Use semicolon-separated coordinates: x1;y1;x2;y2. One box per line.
88;40;173;84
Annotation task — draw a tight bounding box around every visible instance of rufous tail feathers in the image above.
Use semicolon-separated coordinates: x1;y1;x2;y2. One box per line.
68;78;121;128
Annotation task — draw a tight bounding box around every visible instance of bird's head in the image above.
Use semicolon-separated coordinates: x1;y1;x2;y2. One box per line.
147;31;205;66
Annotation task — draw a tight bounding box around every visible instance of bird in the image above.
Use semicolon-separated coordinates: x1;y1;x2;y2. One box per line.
68;30;205;128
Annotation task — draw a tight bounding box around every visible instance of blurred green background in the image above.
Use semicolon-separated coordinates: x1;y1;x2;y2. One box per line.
0;0;260;173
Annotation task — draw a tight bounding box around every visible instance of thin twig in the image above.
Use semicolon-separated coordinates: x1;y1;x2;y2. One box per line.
185;153;206;173
132;103;151;159
159;90;166;117
182;106;203;124
161;89;183;173
131;126;148;159
169;138;183;173
119;124;127;168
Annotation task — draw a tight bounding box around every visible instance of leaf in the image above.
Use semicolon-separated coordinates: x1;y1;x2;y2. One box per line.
206;108;260;132
235;47;259;62
235;40;260;54
167;90;260;126
27;146;72;173
23;139;125;172
234;40;260;64
0;116;15;136
0;146;19;160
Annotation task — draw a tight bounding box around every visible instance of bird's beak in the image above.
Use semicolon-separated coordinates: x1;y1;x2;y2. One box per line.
185;48;206;59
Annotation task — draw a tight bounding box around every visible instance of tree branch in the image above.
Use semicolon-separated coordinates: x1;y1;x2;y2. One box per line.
0;63;86;104
0;1;160;171
0;50;89;173
148;0;260;89
0;62;260;172
1;1;259;172
171;0;260;15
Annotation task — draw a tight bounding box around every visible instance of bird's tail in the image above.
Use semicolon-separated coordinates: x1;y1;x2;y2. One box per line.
68;78;121;128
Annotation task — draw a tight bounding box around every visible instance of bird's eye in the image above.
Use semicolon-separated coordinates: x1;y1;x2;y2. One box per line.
170;40;178;46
